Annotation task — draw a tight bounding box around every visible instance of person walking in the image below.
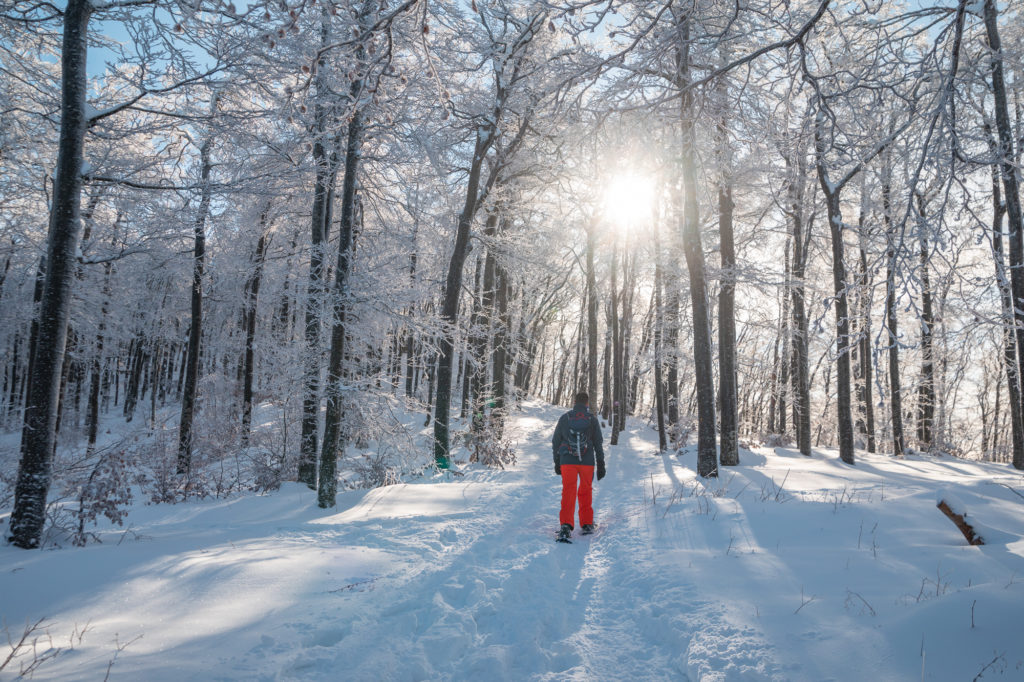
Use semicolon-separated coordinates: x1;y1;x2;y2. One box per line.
552;391;606;542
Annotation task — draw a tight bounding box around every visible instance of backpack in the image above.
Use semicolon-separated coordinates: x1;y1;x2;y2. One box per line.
565;410;593;460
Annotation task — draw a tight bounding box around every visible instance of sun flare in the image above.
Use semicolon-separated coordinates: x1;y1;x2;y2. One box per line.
600;173;656;232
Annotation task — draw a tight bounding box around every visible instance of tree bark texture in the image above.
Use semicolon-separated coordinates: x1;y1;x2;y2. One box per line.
882;163;905;456
983;0;1024;470
176;135;213;475
318;89;364;508
433;126;494;467
586;220;599;400
986;123;1024;467
9;0;92;548
815;108;855;466
299;14;339;488
241;206;271;447
717;94;738;467
915;194;935;451
678;13;717;477
787;134;812;456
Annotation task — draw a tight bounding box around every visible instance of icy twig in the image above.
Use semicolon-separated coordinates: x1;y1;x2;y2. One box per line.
794;586;817;614
845;590;876;616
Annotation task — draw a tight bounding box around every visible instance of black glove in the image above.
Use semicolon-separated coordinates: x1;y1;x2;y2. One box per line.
597;462;606;481
554;463;561;476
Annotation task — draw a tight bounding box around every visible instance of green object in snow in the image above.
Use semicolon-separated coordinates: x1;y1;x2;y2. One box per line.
435;455;450;470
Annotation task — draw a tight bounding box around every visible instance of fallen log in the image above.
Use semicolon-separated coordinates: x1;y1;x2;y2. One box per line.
936;499;984;546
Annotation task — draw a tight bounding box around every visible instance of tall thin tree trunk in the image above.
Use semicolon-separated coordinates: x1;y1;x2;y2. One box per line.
676;10;717;477
717;81;738;466
983;0;1024;470
986;122;1024;467
177;134;214;475
20;255;46;455
609;243;621;445
491;261;510;438
857;228;876;453
882;158;905;456
434;124;495;468
241;205;271;447
815;106;855;466
654;226;668;452
915;192;935;451
788;131;812;457
601;324;612;421
586;220;599;399
319;26;370;505
86;262;112;455
9;0;92;548
299;14;340;488
852;179;876;452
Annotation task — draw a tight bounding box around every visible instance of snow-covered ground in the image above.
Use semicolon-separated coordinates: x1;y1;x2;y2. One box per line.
2;400;1024;680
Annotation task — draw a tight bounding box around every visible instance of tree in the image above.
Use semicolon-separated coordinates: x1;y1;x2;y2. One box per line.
432;5;549;468
716;65;738;467
177;127;214;476
675;8;717;477
982;0;1024;470
7;0;92;548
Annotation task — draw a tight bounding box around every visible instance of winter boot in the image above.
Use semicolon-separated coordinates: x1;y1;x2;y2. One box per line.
557;523;573;542
581;524;596;535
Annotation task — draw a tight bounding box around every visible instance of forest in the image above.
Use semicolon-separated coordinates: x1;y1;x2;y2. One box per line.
2;0;1024;553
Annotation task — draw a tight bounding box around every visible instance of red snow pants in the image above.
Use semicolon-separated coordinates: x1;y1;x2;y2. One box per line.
560;464;595;527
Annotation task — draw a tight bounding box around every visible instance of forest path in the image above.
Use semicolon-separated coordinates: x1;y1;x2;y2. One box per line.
267;403;782;681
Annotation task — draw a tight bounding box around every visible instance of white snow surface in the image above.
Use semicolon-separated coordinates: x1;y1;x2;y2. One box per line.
3;400;1024;680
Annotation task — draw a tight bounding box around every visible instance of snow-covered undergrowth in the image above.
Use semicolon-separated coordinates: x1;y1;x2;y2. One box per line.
2;400;1023;680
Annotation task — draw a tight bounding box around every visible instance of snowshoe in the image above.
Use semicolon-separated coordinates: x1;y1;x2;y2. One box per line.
556;524;573;543
581;524;596;535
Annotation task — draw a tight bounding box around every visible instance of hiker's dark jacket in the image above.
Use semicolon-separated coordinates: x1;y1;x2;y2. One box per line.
552;403;605;468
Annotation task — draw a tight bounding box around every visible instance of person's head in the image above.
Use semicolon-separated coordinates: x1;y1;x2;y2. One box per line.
574;391;589;406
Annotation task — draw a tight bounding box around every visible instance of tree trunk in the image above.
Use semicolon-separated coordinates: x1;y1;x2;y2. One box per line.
609;244;621;445
586;220;599;399
717;87;738;466
434;125;495;468
177;134;213;475
299;14;340;488
678;12;717;477
815;107;855;466
856;211;876;453
241;205;271;447
788;133;812;457
9;0;92;548
986;122;1024;468
654;227;668;452
318;69;364;507
491;261;510;438
882;159;905;456
85;263;111;455
983;0;1024;470
473;212;500;432
19;255;47;456
915;193;935;451
601;324;612;421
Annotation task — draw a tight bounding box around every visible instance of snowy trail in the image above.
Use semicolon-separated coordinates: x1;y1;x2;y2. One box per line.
272;406;707;681
263;409;791;681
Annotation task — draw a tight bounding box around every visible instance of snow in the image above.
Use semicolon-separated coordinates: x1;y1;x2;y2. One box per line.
3;400;1024;680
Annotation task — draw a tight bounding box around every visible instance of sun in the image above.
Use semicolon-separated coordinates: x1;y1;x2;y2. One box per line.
600;172;656;233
